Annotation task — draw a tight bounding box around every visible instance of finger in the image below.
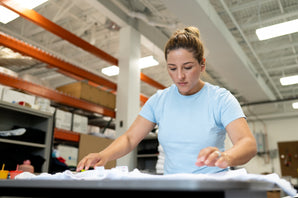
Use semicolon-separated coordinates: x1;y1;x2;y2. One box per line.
197;147;217;162
84;157;97;170
215;157;228;168
195;160;205;166
204;150;221;166
215;153;230;168
76;157;87;171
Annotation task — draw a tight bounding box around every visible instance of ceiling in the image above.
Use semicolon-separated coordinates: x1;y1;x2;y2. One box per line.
1;0;298;119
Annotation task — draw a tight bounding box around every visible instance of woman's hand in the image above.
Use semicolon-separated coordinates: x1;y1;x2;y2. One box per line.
196;118;257;169
195;147;231;169
76;152;107;171
76;116;156;172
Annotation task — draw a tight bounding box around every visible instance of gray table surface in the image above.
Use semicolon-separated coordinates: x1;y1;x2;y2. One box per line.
0;178;276;198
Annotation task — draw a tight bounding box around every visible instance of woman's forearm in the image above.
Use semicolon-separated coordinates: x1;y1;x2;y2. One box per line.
76;116;156;171
224;137;257;167
100;133;135;162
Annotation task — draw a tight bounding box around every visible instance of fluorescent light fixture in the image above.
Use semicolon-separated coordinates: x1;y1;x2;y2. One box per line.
256;19;298;40
280;75;298;86
0;0;48;24
292;102;298;109
139;56;159;69
0;6;19;24
101;56;159;76
101;65;119;76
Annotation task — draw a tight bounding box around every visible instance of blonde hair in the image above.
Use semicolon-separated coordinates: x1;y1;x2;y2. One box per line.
164;26;205;64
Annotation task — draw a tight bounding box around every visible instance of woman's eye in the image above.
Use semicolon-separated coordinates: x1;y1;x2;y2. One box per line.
169;68;176;71
185;66;192;70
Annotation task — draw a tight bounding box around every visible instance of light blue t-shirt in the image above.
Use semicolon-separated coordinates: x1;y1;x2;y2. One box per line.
139;82;245;174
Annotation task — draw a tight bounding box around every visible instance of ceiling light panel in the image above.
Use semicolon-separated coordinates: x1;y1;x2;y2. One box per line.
0;0;48;24
101;56;159;76
256;19;298;40
280;75;298;86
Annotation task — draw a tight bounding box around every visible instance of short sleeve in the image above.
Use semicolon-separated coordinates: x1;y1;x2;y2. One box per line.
215;90;245;128
139;93;158;124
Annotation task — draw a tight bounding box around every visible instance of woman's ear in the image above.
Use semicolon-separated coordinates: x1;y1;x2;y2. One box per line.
200;64;206;72
200;58;206;72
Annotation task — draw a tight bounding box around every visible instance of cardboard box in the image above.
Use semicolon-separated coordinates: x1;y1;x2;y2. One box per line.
2;88;36;106
72;114;88;134
0;85;4;100
57;145;78;167
55;109;72;131
56;82;116;109
267;190;280;198
78;134;116;169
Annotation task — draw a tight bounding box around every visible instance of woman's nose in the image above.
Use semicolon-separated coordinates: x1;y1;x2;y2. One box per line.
178;69;185;80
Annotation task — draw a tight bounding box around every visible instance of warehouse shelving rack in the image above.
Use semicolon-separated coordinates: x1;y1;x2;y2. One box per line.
0;100;53;172
0;1;168;172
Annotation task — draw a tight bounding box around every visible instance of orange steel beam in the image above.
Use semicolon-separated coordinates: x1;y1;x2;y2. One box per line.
0;0;117;66
46;65;149;103
0;0;166;91
46;65;117;94
0;73;116;118
0;32;149;105
0;32;117;90
54;128;80;142
140;94;148;105
53;67;148;103
140;73;165;90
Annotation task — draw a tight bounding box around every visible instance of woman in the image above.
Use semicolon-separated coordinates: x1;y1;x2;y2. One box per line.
76;26;257;174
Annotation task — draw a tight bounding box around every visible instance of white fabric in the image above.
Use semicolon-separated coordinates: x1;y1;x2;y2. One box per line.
155;144;164;174
16;168;297;196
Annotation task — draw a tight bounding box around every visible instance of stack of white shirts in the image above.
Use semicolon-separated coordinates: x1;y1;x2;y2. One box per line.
155;144;164;174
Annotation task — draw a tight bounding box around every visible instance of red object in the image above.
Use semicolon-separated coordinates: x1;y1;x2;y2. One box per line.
57;157;67;165
9;170;23;179
18;101;25;106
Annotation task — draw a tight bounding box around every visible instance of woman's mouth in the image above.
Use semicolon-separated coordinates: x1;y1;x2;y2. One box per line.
178;82;187;86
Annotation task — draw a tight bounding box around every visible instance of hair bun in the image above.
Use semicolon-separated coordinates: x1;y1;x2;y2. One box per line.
184;26;200;39
165;26;204;63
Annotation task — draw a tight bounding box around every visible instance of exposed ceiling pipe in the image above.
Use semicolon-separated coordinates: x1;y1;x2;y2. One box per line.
247;111;298;121
111;0;176;29
0;0;166;96
219;0;283;99
129;11;176;29
241;97;298;107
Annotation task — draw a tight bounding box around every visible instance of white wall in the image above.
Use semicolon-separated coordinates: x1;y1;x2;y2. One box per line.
239;116;298;177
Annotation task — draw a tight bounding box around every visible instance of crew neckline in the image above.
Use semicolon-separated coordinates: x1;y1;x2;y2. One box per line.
174;82;208;97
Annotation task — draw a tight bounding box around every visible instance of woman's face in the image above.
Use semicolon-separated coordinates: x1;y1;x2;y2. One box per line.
167;48;205;95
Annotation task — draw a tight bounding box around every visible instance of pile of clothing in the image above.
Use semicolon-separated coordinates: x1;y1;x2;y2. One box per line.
155;144;164;174
15;167;297;196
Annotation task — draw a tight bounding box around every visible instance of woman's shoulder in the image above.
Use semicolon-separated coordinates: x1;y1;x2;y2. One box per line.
204;82;230;96
204;82;237;108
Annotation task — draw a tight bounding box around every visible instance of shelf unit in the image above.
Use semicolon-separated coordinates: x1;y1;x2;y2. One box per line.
0;73;115;118
0;100;53;172
53;128;80;143
137;136;159;173
0;5;168;172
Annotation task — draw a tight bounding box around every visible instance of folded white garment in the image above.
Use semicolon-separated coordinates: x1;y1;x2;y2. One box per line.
155;163;164;170
16;168;297;196
0;128;26;136
157;155;165;160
